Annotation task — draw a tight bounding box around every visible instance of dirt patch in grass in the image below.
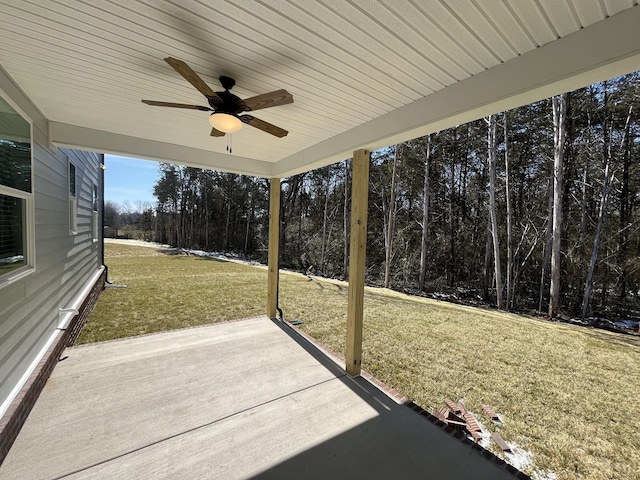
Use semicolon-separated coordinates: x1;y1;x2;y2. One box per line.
83;243;640;480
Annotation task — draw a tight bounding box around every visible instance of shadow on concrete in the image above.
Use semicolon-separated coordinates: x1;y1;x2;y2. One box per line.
257;319;523;480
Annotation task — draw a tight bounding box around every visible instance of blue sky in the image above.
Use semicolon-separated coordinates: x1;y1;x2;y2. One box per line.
104;155;160;206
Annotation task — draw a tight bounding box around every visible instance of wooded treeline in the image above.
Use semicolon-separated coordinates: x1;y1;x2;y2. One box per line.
114;74;640;319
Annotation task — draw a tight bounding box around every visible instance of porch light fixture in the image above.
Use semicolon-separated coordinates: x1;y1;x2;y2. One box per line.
209;113;243;133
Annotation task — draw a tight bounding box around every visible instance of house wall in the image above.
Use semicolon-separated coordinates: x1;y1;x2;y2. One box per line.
0;69;104;430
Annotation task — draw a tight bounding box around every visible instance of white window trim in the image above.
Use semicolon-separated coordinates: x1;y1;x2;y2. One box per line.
68;157;78;235
92;183;99;242
0;186;36;286
0;95;35;288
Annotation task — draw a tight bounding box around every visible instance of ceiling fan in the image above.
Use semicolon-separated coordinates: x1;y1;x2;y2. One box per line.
142;57;293;138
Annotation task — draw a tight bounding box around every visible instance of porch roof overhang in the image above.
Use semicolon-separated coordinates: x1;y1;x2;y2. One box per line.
1;1;639;179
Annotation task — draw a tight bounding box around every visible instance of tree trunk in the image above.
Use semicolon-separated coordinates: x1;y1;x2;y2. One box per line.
618;106;633;302
244;185;253;253
504;112;513;309
419;135;431;291
483;212;492;301
448;127;457;287
582;160;613;318
384;144;400;288
204;180;210;250
538;175;554;313
488;114;504;309
549;93;567;318
280;174;304;265
320;177;331;272
583;105;632;317
224;174;233;251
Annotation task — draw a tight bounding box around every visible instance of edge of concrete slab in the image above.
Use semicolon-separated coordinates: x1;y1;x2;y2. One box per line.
3;314;531;479
279;318;531;480
69;315;269;349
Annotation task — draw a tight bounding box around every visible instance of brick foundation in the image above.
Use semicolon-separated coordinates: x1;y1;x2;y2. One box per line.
65;270;106;347
0;268;106;466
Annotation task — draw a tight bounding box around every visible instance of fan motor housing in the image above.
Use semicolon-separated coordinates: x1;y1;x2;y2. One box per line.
208;90;246;114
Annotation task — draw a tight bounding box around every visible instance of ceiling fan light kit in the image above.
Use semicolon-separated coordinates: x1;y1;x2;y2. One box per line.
209;113;243;133
142;57;293;142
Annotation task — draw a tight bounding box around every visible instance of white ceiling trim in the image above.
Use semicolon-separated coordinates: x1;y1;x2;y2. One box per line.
274;4;640;177
49;123;273;177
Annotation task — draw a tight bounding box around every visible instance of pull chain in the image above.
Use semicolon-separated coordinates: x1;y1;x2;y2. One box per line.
226;133;233;153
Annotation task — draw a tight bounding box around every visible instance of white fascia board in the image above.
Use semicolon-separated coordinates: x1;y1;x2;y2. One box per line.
273;5;640;178
49;123;274;178
0;64;47;138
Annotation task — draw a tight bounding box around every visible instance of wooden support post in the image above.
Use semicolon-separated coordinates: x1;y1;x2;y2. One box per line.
346;149;370;376
267;178;281;318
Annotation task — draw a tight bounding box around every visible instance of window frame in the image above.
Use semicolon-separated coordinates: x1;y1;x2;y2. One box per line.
92;183;99;242
0;91;35;287
68;157;78;235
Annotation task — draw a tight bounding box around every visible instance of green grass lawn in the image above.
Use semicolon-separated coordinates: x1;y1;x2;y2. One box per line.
79;244;268;342
82;242;640;480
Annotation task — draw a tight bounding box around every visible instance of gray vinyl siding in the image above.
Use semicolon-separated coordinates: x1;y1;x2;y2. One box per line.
0;76;103;411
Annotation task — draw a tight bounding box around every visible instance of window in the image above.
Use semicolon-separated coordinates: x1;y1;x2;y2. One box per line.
69;159;77;234
0;94;33;283
92;183;99;241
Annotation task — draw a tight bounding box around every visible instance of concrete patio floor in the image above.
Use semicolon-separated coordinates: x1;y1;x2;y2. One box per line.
1;316;520;479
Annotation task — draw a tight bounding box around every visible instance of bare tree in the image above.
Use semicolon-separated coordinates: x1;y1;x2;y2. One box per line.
419;135;431;291
549;93;567;318
320;176;332;272
384;144;401;288
120;200;134;226
582;105;632;318
104;200;120;237
504;112;514;309
582;161;614;318
487;114;504;309
483;212;493;301
538;176;554;313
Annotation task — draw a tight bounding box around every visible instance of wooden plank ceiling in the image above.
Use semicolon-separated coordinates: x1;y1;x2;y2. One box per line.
0;0;639;177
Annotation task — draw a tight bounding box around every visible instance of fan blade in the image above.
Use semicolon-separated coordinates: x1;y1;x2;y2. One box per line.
240;115;288;138
210;127;225;137
164;57;221;101
142;100;211;111
242;89;293;111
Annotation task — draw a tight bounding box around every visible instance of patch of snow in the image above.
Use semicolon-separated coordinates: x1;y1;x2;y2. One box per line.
568;317;589;326
613;319;639;329
531;470;558;480
457;401;557;480
566;315;639;332
182;248;254;266
183;249;228;261
105;238;172;249
432;291;463;301
504;442;533;472
472;417;492;449
106;240;263;267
